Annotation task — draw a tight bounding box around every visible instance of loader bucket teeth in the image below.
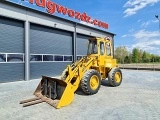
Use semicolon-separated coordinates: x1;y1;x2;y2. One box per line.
20;76;74;109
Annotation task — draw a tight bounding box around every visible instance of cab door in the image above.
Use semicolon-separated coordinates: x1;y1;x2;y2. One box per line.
104;41;113;68
98;41;105;66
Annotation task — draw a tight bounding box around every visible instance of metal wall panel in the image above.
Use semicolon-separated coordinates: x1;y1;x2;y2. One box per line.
30;62;70;79
0;17;24;53
0;64;24;83
0;17;24;83
30;24;73;79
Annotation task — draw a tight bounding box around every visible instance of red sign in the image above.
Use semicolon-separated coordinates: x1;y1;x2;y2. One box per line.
28;0;109;29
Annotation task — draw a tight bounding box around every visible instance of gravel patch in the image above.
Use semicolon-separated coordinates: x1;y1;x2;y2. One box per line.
0;69;160;120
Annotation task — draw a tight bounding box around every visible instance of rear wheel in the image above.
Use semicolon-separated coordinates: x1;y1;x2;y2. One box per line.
81;69;101;95
108;67;122;87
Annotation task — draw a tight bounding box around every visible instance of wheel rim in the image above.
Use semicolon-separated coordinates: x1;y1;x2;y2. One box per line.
115;72;121;83
90;75;99;90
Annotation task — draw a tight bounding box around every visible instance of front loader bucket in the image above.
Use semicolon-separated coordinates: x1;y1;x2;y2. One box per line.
20;76;74;109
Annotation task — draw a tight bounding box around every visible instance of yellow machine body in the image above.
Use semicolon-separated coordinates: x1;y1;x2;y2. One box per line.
20;37;122;109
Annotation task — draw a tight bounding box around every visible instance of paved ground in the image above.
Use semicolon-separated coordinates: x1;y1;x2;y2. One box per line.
0;69;160;120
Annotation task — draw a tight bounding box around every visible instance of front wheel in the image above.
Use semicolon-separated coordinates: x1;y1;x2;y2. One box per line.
81;69;101;95
108;67;122;87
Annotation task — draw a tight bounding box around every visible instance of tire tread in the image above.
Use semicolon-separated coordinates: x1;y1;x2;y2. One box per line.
81;69;101;95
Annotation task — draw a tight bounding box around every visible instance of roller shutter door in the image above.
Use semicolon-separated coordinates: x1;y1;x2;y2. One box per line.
76;34;92;60
30;24;73;79
0;17;24;83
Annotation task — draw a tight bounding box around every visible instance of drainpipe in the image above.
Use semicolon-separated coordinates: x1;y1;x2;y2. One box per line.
25;19;30;81
73;23;77;62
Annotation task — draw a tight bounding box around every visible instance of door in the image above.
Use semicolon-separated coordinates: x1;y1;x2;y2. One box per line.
30;24;73;79
0;17;24;83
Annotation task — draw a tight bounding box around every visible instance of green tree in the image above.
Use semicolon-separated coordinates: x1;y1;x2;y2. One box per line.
132;48;139;63
150;54;155;62
114;46;129;63
142;51;150;63
138;49;143;63
124;52;132;63
124;56;130;63
156;56;160;62
151;54;160;62
128;53;132;63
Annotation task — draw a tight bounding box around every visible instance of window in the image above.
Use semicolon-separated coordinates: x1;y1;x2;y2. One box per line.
7;54;23;62
54;55;63;61
64;56;72;61
0;54;6;62
100;42;104;55
30;55;42;61
106;43;111;56
43;55;54;61
29;54;73;62
87;40;97;54
93;44;98;54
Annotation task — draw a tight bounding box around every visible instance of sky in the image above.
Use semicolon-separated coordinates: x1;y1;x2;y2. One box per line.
8;0;160;55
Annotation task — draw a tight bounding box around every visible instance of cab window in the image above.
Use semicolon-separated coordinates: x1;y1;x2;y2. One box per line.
87;40;98;54
100;42;104;55
106;43;111;56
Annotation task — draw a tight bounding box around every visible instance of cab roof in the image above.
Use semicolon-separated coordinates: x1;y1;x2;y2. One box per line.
88;37;111;41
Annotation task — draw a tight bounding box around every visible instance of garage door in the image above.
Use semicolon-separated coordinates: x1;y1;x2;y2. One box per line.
0;17;24;83
76;34;92;60
30;24;73;79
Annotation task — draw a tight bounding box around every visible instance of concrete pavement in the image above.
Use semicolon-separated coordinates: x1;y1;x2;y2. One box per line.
0;69;160;120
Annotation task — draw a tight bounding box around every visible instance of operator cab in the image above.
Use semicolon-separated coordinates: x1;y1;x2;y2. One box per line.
87;37;112;56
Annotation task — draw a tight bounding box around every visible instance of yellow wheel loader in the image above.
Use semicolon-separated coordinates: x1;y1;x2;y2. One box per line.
20;37;122;109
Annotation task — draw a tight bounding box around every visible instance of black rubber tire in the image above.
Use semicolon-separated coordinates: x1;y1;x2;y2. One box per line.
108;67;122;87
81;69;101;95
